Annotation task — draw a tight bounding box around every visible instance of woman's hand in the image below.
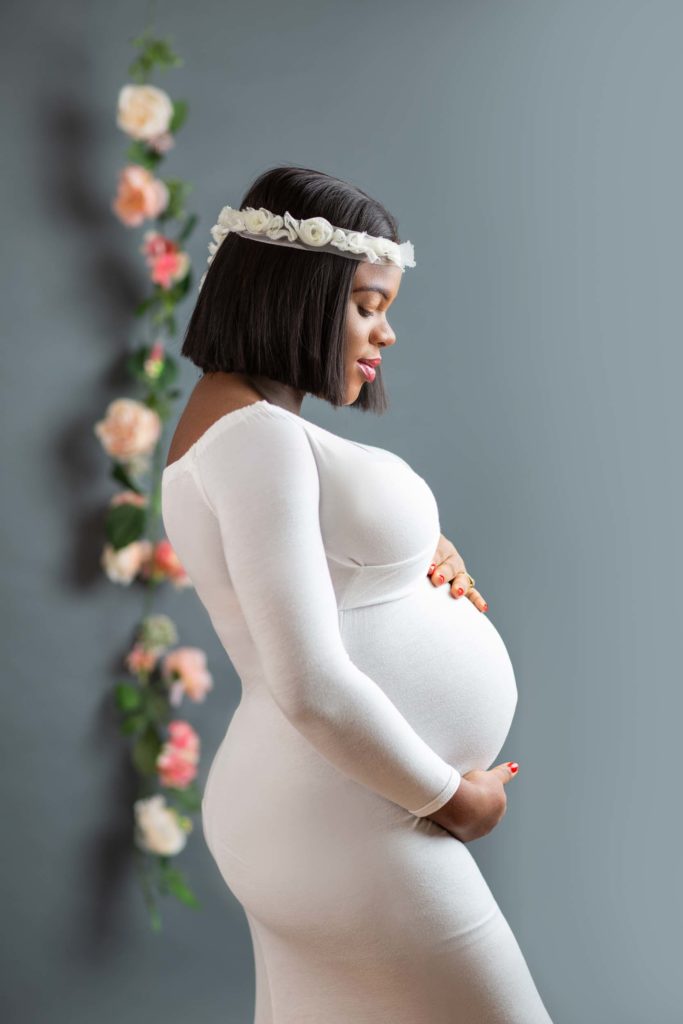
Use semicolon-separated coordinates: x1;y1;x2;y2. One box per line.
427;533;488;613
427;762;518;842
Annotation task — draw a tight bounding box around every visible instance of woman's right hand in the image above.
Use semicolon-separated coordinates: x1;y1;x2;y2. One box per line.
426;762;519;843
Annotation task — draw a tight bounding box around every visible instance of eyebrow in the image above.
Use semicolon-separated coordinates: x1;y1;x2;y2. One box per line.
352;285;391;301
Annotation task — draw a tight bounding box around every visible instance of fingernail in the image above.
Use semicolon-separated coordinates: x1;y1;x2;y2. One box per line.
428;563;436;575
506;762;519;773
482;603;488;612
457;587;464;595
436;574;445;584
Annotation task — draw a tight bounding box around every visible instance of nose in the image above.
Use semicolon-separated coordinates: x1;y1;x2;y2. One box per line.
375;324;397;349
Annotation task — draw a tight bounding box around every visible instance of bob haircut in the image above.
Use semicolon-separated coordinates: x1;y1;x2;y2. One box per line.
180;165;407;414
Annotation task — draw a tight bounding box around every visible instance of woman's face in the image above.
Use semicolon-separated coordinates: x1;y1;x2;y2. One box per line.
344;262;402;404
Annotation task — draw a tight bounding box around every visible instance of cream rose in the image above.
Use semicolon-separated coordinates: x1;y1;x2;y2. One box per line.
94;398;162;461
101;539;153;585
134;795;190;856
242;207;274;234
297;216;335;247
116;84;174;142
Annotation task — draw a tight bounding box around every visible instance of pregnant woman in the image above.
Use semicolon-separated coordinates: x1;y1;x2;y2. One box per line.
161;165;554;1023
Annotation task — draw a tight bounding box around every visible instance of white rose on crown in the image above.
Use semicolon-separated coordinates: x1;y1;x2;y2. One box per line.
242;207;273;234
297;217;335;247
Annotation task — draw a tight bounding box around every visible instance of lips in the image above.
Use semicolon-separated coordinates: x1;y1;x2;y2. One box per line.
356;360;377;382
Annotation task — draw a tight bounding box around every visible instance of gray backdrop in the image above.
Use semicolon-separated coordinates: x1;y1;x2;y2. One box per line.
3;1;681;1021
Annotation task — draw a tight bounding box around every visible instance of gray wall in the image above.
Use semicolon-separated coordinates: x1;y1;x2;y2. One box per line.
3;1;681;1021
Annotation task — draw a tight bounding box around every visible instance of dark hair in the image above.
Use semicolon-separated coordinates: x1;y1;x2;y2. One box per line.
180;165;405;413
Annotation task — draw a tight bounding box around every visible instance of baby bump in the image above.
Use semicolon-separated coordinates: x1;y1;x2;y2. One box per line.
339;575;519;776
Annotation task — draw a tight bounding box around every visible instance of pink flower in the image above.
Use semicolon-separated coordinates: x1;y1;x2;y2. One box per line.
101;539;153;585
168;720;200;753
140;231;189;289
125;642;159;675
94;398;162;461
141;231;174;258
112;165;169;227
156;720;200;789
161;647;214;706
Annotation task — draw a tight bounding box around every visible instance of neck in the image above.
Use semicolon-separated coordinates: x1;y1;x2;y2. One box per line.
243;374;305;416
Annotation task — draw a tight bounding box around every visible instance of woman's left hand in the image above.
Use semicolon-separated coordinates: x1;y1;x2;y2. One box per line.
427;533;488;613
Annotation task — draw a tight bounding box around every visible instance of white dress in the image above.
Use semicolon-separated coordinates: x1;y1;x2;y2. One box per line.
161;398;554;1024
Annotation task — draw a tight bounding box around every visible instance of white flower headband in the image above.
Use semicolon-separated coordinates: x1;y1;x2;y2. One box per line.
198;205;416;291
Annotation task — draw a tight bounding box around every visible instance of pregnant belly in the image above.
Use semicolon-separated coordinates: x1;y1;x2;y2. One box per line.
338;574;519;776
201;574;519;894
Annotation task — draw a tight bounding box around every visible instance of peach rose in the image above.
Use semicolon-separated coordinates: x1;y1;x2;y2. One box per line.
94;398;162;462
133;794;191;856
161;647;214;706
101;539;153;585
112;165;169;227
116;84;173;142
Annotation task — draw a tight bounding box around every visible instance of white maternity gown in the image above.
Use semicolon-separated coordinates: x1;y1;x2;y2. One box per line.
161;398;554;1024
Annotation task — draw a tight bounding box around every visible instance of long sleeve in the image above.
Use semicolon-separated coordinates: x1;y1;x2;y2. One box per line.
194;411;461;817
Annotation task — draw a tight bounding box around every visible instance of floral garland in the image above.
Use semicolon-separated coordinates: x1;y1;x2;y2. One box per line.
94;26;210;932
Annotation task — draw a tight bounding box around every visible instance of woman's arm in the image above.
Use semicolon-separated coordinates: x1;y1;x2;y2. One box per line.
195;412;461;817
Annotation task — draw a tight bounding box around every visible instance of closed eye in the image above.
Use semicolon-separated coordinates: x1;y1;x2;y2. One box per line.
358;306;373;318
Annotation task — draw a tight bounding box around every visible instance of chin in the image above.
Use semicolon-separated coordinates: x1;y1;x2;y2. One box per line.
345;381;364;405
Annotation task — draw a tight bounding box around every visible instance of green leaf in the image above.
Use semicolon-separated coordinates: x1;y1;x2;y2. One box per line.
132;725;162;775
176;212;198;244
157;178;193;222
145;691;170;724
161;865;200;908
124;139;161;171
168;782;202;813
111;463;141;492
115;682;143;711
169;99;188;135
156;355;179;388
128;33;183;82
134;295;159;317
121;712;148;736
105;502;147;550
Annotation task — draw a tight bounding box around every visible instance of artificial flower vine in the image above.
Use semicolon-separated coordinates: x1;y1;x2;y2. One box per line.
94;26;213;932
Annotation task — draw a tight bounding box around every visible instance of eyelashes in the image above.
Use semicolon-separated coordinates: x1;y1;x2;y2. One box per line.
358;306;374;318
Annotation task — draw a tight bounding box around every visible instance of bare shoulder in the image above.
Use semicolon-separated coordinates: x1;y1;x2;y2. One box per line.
165;374;264;469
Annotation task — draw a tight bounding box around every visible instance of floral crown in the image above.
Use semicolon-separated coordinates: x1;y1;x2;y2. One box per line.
198;204;416;291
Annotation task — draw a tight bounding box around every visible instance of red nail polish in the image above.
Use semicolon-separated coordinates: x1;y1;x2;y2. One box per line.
482;603;488;612
457;587;464;595
437;574;444;584
428;564;436;575
506;762;519;773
